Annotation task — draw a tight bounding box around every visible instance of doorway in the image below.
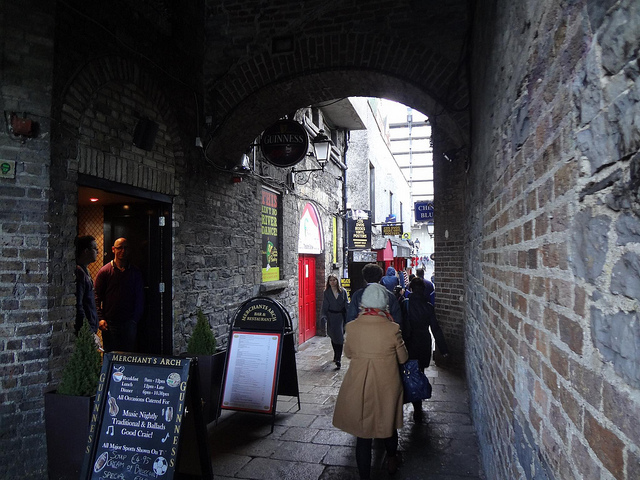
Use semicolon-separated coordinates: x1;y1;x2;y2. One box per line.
298;255;317;344
78;181;172;354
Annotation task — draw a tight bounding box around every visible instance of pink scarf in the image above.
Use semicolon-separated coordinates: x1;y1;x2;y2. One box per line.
360;308;394;322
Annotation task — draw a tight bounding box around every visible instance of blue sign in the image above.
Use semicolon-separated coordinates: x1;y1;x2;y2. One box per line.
414;201;434;222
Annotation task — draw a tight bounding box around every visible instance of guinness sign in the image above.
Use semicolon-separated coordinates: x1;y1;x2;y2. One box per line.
261;119;309;167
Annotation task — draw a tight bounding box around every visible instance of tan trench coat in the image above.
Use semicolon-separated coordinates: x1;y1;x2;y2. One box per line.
332;312;409;439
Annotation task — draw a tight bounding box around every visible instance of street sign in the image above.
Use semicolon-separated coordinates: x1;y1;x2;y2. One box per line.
414;201;434;222
382;224;403;236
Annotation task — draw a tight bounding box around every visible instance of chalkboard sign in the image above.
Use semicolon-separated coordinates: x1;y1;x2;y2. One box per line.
81;353;211;480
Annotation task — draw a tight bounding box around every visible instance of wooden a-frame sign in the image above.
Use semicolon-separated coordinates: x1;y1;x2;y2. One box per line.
218;297;300;432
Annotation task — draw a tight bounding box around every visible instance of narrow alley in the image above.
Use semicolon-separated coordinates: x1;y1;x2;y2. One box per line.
208;336;484;479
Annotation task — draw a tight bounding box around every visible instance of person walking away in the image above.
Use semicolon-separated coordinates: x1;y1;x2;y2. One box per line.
75;235;102;348
95;237;144;352
346;263;403;327
380;266;399;292
320;274;349;369
415;267;435;305
333;283;409;479
402;277;449;421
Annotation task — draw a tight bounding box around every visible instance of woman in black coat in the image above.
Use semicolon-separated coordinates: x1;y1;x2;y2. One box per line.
401;277;449;421
320;275;349;369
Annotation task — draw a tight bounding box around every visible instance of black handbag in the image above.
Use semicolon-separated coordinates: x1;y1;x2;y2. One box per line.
400;359;432;403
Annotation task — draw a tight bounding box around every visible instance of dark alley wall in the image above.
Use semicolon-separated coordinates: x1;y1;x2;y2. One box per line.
467;0;640;478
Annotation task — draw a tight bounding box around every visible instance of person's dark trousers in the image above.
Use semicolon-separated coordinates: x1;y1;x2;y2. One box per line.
355;431;398;479
412;360;428;420
331;341;343;362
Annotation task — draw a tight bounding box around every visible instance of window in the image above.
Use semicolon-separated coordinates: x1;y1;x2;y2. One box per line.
390;191;394;215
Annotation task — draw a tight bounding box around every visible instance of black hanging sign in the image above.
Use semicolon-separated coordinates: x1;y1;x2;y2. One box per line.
260;119;309;167
382;224;403;236
347;209;371;250
81;353;212;479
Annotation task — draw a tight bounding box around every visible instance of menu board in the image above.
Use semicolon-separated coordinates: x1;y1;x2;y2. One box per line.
221;332;281;413
82;354;193;480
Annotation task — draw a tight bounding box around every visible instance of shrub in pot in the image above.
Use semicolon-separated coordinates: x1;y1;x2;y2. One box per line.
186;309;225;423
45;319;102;480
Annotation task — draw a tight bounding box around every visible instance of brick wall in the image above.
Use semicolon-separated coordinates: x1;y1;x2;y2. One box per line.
432;126;467;360
467;1;640;478
0;1;55;477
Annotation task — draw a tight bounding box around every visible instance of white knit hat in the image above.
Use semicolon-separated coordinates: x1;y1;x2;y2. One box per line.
361;283;389;310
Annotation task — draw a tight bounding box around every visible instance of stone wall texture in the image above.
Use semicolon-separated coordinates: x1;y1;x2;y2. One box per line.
466;0;640;478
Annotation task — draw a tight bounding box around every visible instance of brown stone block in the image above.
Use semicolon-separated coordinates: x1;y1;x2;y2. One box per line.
536;329;548;357
543;307;558;332
549;343;569;380
554;160;576;197
602;381;640;447
574;286;586;316
570;435;602;479
584;410;624;480
549;402;567;440
551;279;573;310
558;387;582;430
534;379;548;412
558;314;583;355
541;361;558;396
569;359;601;409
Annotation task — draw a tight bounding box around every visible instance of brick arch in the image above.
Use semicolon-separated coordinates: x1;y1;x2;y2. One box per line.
203;3;471;163
57;55;184;173
47;55;188;360
205;67;469;165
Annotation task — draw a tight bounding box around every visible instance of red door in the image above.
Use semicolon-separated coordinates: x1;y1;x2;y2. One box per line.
298;255;317;344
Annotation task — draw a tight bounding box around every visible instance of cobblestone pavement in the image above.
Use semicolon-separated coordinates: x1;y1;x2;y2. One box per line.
208;335;485;480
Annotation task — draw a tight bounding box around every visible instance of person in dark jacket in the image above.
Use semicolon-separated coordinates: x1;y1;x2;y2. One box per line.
75;235;102;349
380;266;400;292
402;277;449;421
416;268;435;305
347;264;403;328
320;274;350;369
95;237;144;352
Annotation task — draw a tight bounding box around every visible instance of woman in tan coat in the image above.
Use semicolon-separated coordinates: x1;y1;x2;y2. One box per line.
333;283;409;479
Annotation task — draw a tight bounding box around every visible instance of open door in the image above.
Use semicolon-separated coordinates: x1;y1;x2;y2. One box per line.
78;183;172;354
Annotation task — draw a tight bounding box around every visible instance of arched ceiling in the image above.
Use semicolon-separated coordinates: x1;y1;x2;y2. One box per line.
202;0;472;166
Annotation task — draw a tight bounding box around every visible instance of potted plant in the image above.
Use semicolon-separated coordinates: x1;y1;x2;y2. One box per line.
45;319;102;480
186;309;226;423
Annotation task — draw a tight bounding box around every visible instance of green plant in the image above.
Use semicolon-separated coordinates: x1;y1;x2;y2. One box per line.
187;309;217;355
58;319;102;396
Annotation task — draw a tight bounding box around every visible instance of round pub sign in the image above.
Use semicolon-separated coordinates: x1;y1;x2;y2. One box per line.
260;119;309;167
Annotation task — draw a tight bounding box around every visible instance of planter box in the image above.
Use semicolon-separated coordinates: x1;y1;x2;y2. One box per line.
44;391;94;480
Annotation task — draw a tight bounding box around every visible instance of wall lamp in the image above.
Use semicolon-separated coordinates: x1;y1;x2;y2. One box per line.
427;222;435;238
291;129;333;175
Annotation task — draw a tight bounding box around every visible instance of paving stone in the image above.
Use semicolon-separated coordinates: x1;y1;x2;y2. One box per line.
312;428;355;446
321;445;358;467
279;425;320;442
270;440;330;463
237;457;325;480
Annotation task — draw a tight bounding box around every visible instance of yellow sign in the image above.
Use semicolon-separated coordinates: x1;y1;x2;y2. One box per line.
382;224;403;236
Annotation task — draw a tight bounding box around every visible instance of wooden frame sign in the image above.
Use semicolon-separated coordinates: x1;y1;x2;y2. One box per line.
81;353;211;480
217;297;300;431
221;332;281;413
